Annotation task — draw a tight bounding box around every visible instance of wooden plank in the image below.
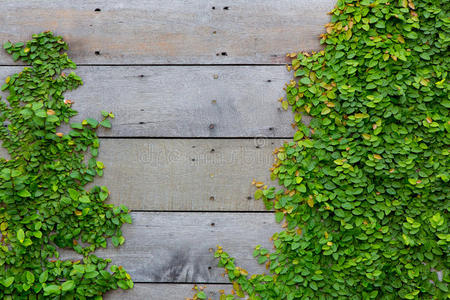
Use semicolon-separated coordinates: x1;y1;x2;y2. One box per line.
0;66;305;137
106;283;232;300
1;139;284;211
0;0;334;65
93;139;281;211
64;212;279;283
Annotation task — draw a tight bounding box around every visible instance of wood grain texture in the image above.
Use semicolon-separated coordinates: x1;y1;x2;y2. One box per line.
0;66;307;137
105;283;231;300
0;139;284;211
93;139;283;211
63;212;279;283
0;0;334;65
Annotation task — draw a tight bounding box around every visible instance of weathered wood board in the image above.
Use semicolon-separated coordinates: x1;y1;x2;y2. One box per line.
63;212;279;283
0;138;286;211
1;0;334;65
92;139;283;211
106;283;232;300
0;66;307;137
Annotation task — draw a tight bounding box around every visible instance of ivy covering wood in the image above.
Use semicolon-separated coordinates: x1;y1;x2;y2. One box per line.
214;0;449;299
0;32;133;299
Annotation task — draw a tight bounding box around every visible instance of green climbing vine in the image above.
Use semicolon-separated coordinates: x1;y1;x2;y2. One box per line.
215;0;449;299
0;32;133;298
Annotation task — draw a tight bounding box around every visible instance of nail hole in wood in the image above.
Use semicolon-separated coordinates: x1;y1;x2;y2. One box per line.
139;121;145;125
269;127;274;131
210;149;215;152
139;74;144;78
223;6;229;10
221;52;228;56
192;158;196;162
267;79;272;82
209;196;215;201
212;31;217;34
211;222;215;226
247;196;252;200
208;266;212;270
94;51;101;55
209;124;215;129
94;8;101;12
212;6;215;9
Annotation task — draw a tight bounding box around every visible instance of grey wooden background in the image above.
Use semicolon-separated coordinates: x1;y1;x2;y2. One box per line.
0;1;334;298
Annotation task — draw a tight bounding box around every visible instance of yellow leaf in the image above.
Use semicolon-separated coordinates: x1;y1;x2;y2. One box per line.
354;113;368;119
373;154;382;160
24;47;30;53
255;182;264;188
5;76;10;84
281;101;288;111
304;105;311;114
362;134;371;140
307;197;314;208
0;222;8;231
321;107;331;115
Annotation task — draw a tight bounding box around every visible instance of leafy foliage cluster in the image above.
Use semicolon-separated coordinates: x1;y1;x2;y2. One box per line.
0;32;133;299
215;0;449;299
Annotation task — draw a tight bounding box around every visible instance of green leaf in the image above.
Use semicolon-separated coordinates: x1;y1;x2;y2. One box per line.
254;189;263;200
100;119;111;128
275;212;284;223
25;271;35;283
39;271;49;283
117;280;129;290
68;188;79;201
300;77;311;85
62;280;75;292
18;189;31;197
86;118;99;128
1;277;14;287
79;195;91;203
17;229;25;243
44;284;61;295
71;122;83;129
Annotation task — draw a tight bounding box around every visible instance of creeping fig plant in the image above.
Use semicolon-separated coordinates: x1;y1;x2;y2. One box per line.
0;32;133;299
